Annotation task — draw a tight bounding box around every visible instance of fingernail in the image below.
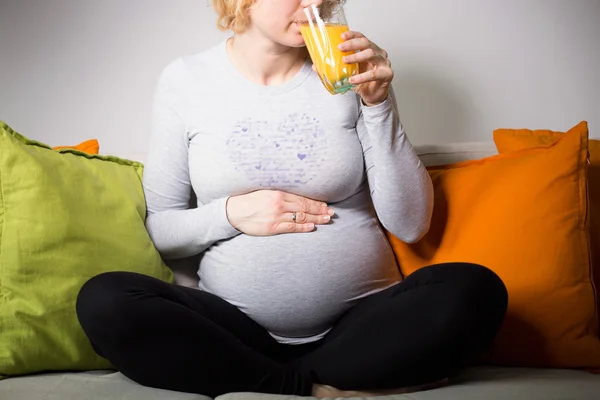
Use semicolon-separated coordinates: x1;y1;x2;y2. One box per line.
328;208;335;216
323;215;331;222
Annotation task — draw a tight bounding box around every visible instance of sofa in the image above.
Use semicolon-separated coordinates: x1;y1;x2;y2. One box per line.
2;134;600;400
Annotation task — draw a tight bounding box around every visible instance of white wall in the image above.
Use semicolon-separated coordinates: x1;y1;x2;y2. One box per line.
1;0;599;160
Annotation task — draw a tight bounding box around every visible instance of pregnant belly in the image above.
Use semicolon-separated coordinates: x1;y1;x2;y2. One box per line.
197;207;401;340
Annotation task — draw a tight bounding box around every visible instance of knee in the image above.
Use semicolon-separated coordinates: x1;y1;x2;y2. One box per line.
465;263;507;301
75;272;138;337
454;262;505;287
448;262;508;324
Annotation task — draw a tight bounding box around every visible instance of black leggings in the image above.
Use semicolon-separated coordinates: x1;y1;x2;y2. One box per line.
76;262;508;398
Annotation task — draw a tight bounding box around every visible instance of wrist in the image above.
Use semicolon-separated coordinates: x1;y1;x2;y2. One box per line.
225;196;241;231
362;95;389;108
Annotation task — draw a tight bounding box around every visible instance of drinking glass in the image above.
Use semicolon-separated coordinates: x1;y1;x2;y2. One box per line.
299;0;358;95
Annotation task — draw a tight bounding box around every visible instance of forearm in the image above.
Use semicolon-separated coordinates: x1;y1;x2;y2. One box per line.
145;197;240;259
360;97;434;243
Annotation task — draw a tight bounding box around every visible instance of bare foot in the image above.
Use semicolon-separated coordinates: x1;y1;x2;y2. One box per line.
312;378;449;398
348;378;450;397
312;384;343;398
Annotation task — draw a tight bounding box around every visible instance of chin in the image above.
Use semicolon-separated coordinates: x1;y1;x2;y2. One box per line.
288;40;307;48
274;38;305;48
278;24;307;48
281;32;307;48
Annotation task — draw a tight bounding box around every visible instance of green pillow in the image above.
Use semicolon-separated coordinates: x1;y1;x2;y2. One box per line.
0;121;173;378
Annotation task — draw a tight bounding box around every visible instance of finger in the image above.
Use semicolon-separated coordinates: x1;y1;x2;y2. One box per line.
350;67;394;86
283;193;333;215
343;48;387;65
286;212;331;225
338;37;372;53
275;222;315;234
340;30;367;41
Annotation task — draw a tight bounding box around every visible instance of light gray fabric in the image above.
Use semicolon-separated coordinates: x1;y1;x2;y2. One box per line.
216;367;600;400
3;367;600;400
0;370;210;400
142;40;434;344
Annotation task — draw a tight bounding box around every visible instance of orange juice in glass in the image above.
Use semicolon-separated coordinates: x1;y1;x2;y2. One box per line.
299;0;358;95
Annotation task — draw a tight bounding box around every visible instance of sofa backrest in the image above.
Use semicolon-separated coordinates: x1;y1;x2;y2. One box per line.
414;141;498;166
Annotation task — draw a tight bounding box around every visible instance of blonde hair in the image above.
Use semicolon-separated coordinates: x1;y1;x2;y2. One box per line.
212;0;254;33
212;0;341;33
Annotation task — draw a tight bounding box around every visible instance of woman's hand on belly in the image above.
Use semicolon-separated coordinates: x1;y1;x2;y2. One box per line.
226;190;335;236
200;197;403;338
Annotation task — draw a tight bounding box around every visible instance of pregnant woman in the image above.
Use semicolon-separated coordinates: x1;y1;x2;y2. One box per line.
76;0;508;397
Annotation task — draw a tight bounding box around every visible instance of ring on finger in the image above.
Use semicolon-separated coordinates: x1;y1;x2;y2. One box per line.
292;212;297;223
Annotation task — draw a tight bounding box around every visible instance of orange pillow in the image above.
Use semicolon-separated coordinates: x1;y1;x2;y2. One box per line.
493;121;600;331
386;124;600;371
53;139;99;154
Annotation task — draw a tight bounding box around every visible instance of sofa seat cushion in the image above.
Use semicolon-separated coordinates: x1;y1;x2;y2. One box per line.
217;367;600;400
0;370;210;400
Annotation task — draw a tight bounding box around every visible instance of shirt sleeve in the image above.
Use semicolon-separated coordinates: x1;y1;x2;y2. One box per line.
355;88;434;243
142;61;241;260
